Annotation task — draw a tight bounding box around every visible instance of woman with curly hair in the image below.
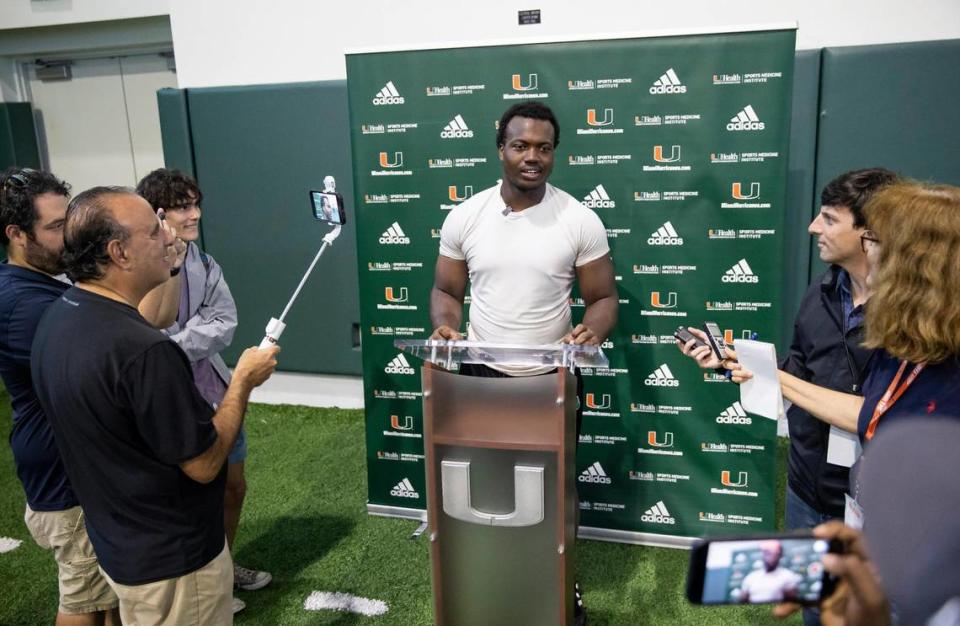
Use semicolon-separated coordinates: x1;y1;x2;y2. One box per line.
686;181;960;443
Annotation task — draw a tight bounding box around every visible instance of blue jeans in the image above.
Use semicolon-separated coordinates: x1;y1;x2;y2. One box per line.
785;485;841;626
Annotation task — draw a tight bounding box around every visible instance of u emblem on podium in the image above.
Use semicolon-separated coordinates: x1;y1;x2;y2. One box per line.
440;460;544;527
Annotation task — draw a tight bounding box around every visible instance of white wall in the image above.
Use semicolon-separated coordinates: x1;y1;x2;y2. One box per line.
0;0;168;30
169;0;960;88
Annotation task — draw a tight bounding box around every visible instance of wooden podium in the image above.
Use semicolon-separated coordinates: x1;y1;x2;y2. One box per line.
396;341;607;626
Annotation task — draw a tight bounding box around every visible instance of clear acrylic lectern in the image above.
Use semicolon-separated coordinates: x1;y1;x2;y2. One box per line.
394;340;608;626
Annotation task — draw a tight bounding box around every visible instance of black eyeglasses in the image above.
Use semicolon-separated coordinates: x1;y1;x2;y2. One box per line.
860;231;881;253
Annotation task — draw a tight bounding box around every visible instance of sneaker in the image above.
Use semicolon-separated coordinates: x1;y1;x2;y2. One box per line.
234;564;272;591
232;596;246;614
574;581;587;626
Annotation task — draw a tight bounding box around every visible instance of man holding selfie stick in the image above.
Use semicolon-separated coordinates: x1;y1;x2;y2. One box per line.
137;168;273;614
32;187;279;625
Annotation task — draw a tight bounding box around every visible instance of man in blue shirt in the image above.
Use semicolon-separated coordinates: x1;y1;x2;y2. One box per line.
0;167;120;625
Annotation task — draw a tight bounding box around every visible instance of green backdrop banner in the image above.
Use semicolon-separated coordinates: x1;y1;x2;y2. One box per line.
347;27;796;541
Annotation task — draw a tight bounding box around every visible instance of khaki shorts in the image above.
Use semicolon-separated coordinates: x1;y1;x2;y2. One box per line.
101;540;233;626
23;505;119;615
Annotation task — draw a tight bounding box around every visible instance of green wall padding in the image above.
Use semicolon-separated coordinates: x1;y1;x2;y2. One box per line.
157;88;195;177
780;49;821;348
0;103;41;170
811;38;960;278
178;81;361;375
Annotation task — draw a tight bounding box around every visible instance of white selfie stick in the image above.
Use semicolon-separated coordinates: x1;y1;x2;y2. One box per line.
259;177;342;349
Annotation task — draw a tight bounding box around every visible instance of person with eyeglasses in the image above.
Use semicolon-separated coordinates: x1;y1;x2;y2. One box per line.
136;168;272;615
678;168;897;626
727;182;960;443
0;168;184;625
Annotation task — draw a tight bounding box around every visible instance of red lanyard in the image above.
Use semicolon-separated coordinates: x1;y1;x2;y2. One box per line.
865;360;925;441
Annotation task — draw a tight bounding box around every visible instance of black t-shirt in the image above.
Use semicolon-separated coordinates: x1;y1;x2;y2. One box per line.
31;287;225;585
0;263;76;511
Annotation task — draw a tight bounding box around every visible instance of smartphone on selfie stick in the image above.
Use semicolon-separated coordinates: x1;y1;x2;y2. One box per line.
259;176;346;349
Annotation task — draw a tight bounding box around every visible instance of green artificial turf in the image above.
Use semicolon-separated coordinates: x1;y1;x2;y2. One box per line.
0;389;797;625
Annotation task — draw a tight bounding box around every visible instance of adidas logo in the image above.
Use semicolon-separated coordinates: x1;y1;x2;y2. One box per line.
726;105;765;131
379;222;410;245
649;68;686;94
389;477;420;498
373;81;405;106
716;401;752;425
645;364;679;387
384;353;415;375
722;258;758;283
440;114;474;139
647;221;683;246
641;500;676;524
578;461;612;484
583;184;615;209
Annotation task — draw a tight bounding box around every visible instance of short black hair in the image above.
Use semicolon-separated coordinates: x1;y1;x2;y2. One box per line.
496;102;560;149
136;168;203;212
821;168;900;228
0;167;70;246
63;187;134;283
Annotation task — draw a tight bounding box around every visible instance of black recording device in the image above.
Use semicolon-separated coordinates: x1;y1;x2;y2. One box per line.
674;326;707;349
686;533;842;606
703;321;729;361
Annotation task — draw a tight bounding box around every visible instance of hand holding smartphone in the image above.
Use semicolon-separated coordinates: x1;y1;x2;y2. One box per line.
686;533;841;605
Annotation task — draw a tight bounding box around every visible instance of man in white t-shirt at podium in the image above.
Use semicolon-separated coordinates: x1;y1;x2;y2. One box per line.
429;101;618;626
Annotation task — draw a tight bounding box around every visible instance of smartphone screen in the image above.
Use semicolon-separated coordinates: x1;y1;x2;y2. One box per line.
691;537;833;605
310;190;346;225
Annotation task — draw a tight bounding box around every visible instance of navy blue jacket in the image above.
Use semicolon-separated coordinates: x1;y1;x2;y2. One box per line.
780;266;875;517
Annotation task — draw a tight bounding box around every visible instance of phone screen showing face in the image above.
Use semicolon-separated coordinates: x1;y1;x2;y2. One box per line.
310;191;345;225
697;538;832;604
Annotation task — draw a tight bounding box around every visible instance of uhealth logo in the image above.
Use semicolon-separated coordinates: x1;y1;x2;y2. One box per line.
390;415;414;430
512;73;538;91
448;185;474;202
650;291;677;309
379;222;410;245
647;431;675;448
722;259;758;283
653;145;681;163
731;182;761;200
585;393;611;410
586;108;614;127
390;478;419;499
648;221;683;246
727;105;765;131
579;462;612;484
641;501;676;525
721;470;749;487
384;287;408;303
441;114;474;138
378;151;403;168
650;68;686;94
583;184;615;208
716;401;752;425
645;364;679;387
373;81;404;105
385;353;415;375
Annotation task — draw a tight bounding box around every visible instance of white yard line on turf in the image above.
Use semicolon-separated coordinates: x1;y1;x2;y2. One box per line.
0;537;22;553
304;591;389;616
